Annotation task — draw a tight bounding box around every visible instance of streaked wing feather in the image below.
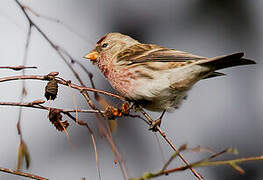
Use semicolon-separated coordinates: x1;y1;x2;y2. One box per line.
117;44;207;65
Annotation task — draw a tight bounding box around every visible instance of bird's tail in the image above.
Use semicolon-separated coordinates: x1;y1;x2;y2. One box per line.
198;52;256;70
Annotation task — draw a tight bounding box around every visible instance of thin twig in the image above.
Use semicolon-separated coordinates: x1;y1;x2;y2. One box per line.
77;63;127;170
15;18;33;171
161;144;188;171
13;0;127;179
0;166;48;180
154;133;166;166
0;101;104;114
154;155;263;179
126;114;150;125
0;66;37;71
16;17;32;137
193;155;263;167
80;90;129;180
0;74;125;100
137;107;203;180
14;0;85;86
130;152;263;180
63;112;101;180
188;145;216;154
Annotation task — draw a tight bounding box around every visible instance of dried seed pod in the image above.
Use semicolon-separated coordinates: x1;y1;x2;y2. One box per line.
121;102;130;115
105;106;116;120
53;121;69;132
117;110;122;117
48;109;69;131
48;109;62;123
45;78;58;100
112;108;119;117
105;106;122;120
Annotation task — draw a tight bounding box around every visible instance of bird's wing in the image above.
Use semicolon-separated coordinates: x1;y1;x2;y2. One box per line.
116;43;207;65
116;43;230;80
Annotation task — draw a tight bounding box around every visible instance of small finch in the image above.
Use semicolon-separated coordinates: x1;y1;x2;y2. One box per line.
83;32;255;128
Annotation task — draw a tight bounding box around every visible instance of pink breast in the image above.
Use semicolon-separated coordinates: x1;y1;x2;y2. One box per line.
106;67;136;97
97;54;137;97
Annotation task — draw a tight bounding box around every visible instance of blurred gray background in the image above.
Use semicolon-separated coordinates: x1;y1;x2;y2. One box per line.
0;0;262;179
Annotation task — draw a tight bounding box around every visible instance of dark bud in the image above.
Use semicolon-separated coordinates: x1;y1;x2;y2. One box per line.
30;99;46;105
47;72;59;77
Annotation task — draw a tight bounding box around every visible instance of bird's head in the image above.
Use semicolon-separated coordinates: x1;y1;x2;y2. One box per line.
83;32;139;65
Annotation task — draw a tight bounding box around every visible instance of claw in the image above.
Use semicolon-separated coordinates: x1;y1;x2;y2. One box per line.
148;110;166;132
149;118;162;132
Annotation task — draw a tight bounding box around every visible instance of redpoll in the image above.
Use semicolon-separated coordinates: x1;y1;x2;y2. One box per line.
83;32;255;128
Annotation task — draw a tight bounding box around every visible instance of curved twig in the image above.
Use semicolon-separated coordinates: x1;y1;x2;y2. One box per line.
137;107;203;180
0;74;125;100
0;166;48;180
0;66;37;71
0;101;104;114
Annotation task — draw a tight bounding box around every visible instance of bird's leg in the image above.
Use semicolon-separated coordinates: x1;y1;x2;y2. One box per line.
149;110;166;132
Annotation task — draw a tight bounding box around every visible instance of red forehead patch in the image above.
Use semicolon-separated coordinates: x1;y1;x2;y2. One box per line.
96;35;107;44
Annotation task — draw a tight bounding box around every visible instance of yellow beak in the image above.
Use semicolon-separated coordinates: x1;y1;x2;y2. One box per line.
83;51;99;61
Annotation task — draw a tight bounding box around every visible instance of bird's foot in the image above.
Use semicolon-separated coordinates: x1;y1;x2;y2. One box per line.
148;110;166;132
148;118;162;132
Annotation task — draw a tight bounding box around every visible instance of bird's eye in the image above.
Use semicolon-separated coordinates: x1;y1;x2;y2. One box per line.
102;43;108;48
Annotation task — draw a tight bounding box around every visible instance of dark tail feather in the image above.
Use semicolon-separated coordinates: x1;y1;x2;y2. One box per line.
199;52;256;70
202;72;226;79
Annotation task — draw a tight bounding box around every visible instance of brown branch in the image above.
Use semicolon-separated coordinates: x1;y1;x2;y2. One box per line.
188;145;216;154
76;63;129;177
192;155;263;167
80;90;129;180
10;1;108;180
14;0;86;86
15;17;33;171
73;59;129;179
130;149;263;180
13;0;128;179
154;133;166;166
17;18;32;126
0;101;104;114
161;144;188;171
126;114;150;125
16;17;32;137
0;166;48;180
0;66;37;71
0;74;125;100
161;146;234;173
62;112;101;180
137;107;203;180
151;155;263;179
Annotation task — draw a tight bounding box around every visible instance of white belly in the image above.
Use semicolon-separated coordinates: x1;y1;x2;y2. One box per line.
129;64;209;111
130;70;187;111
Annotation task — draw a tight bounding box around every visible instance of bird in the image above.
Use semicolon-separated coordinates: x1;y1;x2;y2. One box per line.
83;32;256;130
